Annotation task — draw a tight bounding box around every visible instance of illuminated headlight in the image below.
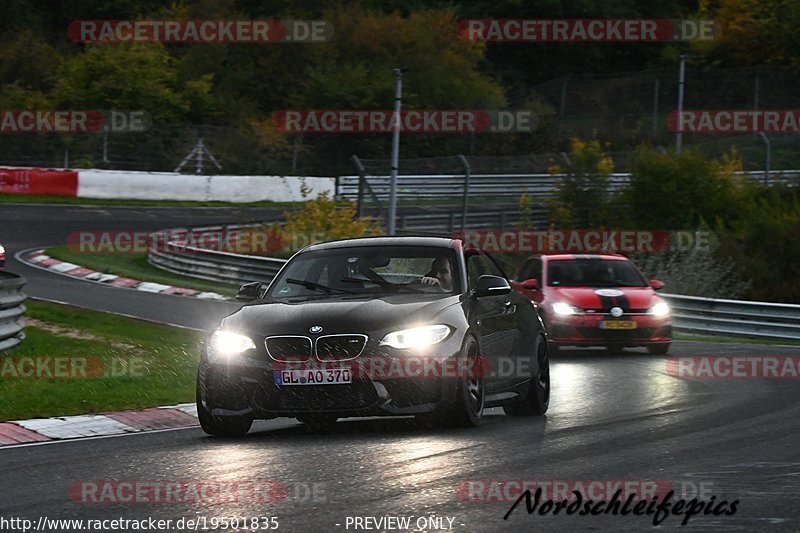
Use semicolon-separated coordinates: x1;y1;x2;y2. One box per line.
552;302;582;316
208;330;256;358
649;302;670;317
0;244;5;255
379;325;452;350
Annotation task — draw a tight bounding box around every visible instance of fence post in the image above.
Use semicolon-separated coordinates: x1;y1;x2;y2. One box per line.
456;154;471;231
556;77;568;143
351;155;366;218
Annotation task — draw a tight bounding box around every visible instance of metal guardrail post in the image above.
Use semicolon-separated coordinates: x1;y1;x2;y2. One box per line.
0;273;27;352
456;154;471;231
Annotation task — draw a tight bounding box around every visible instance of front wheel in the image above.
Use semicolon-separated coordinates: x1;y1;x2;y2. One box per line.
417;336;484;428
504;334;550;416
196;375;253;437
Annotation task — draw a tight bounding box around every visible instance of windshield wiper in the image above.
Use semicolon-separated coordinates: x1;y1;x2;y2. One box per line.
340;276;391;286
285;278;354;294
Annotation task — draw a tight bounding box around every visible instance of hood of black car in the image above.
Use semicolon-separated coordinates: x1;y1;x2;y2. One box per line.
220;293;461;337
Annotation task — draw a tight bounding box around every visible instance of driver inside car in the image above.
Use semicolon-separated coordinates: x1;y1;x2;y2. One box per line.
420;256;453;291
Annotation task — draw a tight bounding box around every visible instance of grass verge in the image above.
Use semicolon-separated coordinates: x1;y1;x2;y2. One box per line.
45;245;238;297
0;301;203;421
673;331;800;346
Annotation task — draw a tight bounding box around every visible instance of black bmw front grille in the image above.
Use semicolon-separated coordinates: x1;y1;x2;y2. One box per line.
265;336;312;362
277;383;378;411
316;335;367;361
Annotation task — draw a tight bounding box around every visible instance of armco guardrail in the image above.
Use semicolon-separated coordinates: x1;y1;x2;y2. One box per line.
0;272;27;352
661;293;800;341
337;170;800;202
148;226;287;286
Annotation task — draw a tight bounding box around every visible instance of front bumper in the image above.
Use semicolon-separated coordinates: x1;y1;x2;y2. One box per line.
198;337;467;419
546;313;672;347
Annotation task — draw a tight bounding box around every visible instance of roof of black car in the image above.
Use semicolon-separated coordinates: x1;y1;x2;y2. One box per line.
303;236;456;252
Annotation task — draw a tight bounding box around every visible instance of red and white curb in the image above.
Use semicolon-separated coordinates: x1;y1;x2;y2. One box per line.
19;249;227;300
0;403;198;446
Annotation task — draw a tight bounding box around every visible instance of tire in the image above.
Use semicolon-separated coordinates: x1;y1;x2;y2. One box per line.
504;334;550;416
647;343;671;355
417;336;484;428
196;375;253;437
297;414;339;431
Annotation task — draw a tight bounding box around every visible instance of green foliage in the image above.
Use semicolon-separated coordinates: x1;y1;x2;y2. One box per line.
717;187;800;302
249;193;383;257
631;245;751;299
623;146;753;230
696;0;800;67
284;192;382;240
547;137;616;228
54;43;214;124
517;193;534;229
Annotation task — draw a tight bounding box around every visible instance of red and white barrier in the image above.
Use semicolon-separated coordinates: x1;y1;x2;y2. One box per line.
0;166;335;202
0;167;79;196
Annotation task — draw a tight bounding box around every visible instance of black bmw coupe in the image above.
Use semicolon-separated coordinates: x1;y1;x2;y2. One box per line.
196;236;550;436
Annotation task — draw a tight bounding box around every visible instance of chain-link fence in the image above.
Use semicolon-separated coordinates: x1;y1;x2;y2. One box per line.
3;66;800;175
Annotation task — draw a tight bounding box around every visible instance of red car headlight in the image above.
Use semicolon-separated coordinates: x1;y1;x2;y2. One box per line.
552;302;584;316
648;302;670;317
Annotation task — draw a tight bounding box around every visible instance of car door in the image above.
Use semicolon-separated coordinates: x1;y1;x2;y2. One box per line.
466;251;520;391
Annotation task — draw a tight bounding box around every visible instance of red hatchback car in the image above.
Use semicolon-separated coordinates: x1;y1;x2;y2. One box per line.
513;254;672;354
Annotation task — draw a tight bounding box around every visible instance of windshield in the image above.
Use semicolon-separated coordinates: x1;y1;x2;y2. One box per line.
266;245;460;299
547;259;648;288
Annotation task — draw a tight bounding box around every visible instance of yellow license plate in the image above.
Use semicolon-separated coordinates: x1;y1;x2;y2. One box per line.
600;320;638;330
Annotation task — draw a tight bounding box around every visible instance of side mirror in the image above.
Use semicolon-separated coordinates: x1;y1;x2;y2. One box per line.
650;280;665;291
521;278;539;290
474;275;511;297
236;281;263;301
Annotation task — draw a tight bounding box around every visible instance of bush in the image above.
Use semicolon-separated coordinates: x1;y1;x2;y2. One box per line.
547;137;619;228
717;187;800;302
251;193;383;257
631;245;751;299
623;146;753;230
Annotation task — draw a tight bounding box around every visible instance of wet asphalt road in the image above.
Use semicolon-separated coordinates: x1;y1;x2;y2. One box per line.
2;342;799;532
1;204;799;532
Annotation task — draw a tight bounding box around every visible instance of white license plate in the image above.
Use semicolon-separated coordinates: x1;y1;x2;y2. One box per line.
274;368;352;386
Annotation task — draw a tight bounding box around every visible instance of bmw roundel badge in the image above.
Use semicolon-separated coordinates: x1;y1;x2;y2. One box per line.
309;325;323;334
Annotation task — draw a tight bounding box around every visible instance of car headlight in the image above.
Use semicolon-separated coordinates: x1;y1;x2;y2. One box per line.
379;324;452;349
208;330;256;358
649;302;670;317
552;302;582;316
0;244;5;255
